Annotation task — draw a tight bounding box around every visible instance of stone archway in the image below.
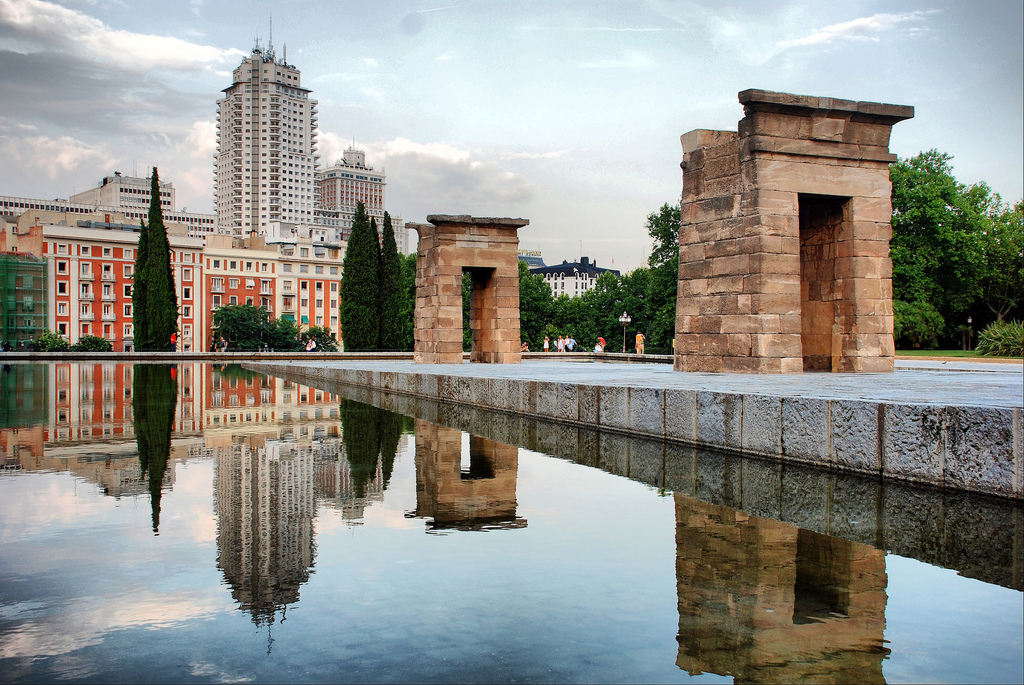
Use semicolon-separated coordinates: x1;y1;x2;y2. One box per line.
408;215;528;364
675;89;913;373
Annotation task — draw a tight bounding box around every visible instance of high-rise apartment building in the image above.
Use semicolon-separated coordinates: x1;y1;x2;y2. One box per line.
316;147;407;252
215;42;319;237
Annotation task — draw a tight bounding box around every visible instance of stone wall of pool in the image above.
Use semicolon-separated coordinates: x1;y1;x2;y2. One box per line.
249;361;1022;501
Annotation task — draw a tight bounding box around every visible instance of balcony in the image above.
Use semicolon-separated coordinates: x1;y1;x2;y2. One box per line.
102;292;117;301
101;313;116;322
211;285;225;294
101;272;116;281
79;292;95;301
260;287;273;295
80;313;94;321
79;272;95;281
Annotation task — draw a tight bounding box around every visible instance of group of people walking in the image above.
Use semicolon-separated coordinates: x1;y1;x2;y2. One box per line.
538;333;646;354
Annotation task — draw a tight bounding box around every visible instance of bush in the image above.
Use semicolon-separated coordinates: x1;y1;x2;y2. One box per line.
893;300;944;349
34;330;70;352
976;320;1024;357
71;335;113;352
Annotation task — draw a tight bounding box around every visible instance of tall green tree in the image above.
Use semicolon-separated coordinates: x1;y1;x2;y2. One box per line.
978;199;1024;321
645;203;681;351
133;168;178;351
378;212;403;350
890;151;986;326
518;259;553;351
398;253;417;351
340;202;380;350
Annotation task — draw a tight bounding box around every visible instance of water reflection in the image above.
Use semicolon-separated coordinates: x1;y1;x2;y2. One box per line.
674;496;888;682
413;421;526;532
133;364;178;532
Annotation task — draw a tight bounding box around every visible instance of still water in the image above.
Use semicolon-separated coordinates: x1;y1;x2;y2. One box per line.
0;363;1021;684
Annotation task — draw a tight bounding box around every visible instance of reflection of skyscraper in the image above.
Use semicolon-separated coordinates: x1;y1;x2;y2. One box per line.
414;421;525;532
215;437;316;625
315;442;385;521
674;495;888;684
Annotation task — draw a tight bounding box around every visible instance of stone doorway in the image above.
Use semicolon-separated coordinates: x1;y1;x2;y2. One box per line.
409;215;528;364
799;194;848;371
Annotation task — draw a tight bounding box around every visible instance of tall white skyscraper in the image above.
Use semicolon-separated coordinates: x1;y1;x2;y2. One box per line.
215;41;320;236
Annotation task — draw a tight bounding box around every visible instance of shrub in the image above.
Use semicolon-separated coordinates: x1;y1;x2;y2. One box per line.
71;335;113;352
35;330;70;352
893;300;944;349
976;320;1024;357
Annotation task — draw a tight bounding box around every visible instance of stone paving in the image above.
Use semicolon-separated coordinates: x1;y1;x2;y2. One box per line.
262;358;1022;409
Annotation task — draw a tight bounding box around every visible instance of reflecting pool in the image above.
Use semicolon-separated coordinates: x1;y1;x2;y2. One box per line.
0;363;1021;683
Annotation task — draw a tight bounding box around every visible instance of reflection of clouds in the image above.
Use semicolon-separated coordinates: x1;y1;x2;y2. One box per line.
0;474;112;545
174;462;217;544
0;591;231;660
189;661;254;683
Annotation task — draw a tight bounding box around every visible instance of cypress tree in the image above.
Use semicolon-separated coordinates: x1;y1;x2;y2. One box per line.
133;168;178;351
134;364;178;533
378;211;402;350
340;201;380;350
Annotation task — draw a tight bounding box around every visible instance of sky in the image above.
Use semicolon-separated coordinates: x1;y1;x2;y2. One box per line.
1;0;1021;271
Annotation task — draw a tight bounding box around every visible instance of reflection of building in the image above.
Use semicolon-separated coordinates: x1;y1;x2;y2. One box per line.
215;437;316;625
674;495;888;683
414;420;525;531
316;433;411;521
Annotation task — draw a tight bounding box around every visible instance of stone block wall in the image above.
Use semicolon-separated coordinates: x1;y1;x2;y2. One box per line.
675;90;913;373
409;215;528;364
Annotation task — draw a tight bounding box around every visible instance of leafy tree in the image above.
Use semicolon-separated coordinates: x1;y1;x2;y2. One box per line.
893;299;944;349
34;330;70;352
978;200;1024;321
378;211;403;350
518;259;553;351
212;304;268;351
645;203;680;351
134;364;177;533
398;253;417;351
462;271;472;351
71;335;113;352
266;316;303;351
132;168;178;351
890;151;986;327
341;202;380;350
301;325;338;352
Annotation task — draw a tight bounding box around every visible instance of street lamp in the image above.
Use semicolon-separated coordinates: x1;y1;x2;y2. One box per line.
619;311;631;353
967;316;973;351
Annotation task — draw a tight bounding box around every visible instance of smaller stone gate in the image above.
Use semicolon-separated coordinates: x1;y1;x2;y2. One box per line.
408;214;528;364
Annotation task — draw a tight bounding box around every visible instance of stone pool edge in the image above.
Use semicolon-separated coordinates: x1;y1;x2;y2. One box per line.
249;362;1022;501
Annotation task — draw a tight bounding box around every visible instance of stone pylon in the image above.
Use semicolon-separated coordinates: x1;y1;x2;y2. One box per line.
408;215;528;364
675;89;913;373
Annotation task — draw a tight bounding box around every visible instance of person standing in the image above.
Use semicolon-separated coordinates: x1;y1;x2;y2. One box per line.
635;332;646;355
557;336;565;353
543;336;550;353
567;336;576;352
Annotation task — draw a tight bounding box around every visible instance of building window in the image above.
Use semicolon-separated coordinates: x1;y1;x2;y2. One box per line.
124;304;132;317
213;259;220;268
299;264;308;273
57;244;67;255
124;324;132;337
57;282;67;295
330;282;338;292
81;263;91;276
282;263;292;272
183;305;191;318
245;262;253;271
229;296;237;305
124;284;132;298
245;279;255;289
229;261;236;269
124;265;133;277
183;287;191;300
103;247;112;257
58;322;67;335
124;249;133;259
81;246;90;255
330;266;338;275
57;302;67;315
183;268;192;281
56;261;67;274
315;265;323;274
229;278;239;289
212;295;221;308
300;248;309;257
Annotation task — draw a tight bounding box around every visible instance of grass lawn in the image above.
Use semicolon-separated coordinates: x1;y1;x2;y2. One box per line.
896;349;1023;360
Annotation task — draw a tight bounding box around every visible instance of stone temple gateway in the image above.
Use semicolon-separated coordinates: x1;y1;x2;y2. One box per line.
410;215;528;364
674;89;913;373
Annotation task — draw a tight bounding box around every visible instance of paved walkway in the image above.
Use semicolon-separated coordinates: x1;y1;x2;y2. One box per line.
260;358;1022;409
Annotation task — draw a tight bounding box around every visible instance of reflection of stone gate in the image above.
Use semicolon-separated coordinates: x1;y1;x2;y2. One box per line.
409;215;528;364
675;89;913;373
413;420;525;531
674;495;888;683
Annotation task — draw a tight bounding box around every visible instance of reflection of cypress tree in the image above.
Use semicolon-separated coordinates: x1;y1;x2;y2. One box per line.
339;399;405;496
134;364;178;533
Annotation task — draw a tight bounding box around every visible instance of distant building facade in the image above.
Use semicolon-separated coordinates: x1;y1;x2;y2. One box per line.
316;147;407;253
517;249;545;268
530;256;618;298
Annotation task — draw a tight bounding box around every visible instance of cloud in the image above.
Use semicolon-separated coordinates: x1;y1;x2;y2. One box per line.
362;57;379;67
0;0;244;72
0;129;114;179
436;50;455;61
777;11;934;50
577;51;654;70
499;150;566;161
356;137;534;219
